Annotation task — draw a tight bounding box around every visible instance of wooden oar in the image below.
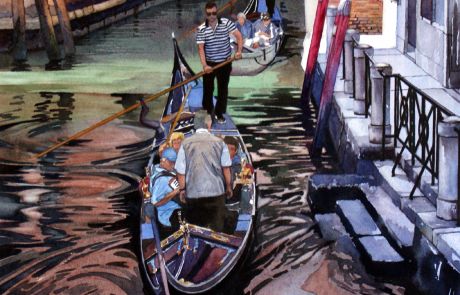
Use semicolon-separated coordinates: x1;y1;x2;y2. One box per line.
34;58;235;159
144;203;171;295
177;0;239;42
165;85;192;145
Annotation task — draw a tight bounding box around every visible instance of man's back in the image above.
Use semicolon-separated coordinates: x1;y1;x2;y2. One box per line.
180;132;230;199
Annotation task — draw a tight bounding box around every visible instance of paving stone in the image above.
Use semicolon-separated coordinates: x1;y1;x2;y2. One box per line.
433;228;460;248
309;174;374;189
335;95;359;120
314;213;348;241
416;211;458;242
403;196;436;223
337;200;381;236
375;161;424;203
358;236;404;263
373;53;431;78
365;187;415;248
437;232;460;272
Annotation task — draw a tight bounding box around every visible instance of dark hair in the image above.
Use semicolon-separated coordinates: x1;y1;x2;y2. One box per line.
205;2;217;10
224;136;239;148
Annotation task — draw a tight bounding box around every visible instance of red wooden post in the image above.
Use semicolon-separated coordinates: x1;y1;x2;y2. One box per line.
313;0;351;152
300;0;329;109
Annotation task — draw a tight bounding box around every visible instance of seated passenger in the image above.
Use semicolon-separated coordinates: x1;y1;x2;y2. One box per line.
224;136;244;184
235;12;255;48
224;136;245;203
253;12;279;47
157;131;184;159
150;147;182;236
169;132;184;153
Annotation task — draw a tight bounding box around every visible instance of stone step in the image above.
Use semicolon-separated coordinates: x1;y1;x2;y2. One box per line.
396;147;438;205
375;160;424;208
436;232;460;273
356;235;405;276
314;213;348;241
415;211;457;242
336;200;381;236
336;200;406;276
358;235;404;263
403;196;436;224
362;186;415;250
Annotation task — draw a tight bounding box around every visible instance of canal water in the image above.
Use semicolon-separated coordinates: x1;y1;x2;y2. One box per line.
0;0;415;294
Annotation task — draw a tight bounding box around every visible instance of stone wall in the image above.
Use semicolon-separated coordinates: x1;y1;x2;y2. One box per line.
330;0;383;34
396;0;449;86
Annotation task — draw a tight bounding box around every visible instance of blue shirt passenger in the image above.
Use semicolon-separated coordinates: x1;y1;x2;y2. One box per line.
150;148;181;227
235;13;254;40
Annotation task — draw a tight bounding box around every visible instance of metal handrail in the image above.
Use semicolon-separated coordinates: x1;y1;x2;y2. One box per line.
344;35;458;202
391;74;454;199
455;127;460;226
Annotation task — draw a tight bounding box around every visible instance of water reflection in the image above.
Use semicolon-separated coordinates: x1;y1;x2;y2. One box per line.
0;0;415;294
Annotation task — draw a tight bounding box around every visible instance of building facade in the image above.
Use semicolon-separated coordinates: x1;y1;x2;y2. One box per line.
397;0;460;88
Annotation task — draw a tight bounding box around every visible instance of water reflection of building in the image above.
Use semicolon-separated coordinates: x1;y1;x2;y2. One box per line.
0;0;170;52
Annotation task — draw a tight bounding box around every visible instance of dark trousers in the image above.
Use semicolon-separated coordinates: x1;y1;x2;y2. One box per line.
266;0;275;16
202;61;232;118
185;195;227;233
159;209;181;239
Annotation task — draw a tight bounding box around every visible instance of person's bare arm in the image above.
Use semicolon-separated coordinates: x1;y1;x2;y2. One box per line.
177;173;186;203
198;43;212;73
231;29;243;59
222;166;233;199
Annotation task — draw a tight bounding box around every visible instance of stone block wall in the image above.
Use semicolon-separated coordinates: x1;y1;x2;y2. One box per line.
330;0;383;34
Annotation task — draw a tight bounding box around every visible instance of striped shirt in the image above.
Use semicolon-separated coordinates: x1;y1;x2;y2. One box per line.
196;18;237;63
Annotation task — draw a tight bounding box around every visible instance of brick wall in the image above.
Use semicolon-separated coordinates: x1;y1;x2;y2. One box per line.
330;0;383;34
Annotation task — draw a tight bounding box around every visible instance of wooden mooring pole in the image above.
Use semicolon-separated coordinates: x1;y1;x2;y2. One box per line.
35;0;60;61
53;0;75;57
11;0;27;61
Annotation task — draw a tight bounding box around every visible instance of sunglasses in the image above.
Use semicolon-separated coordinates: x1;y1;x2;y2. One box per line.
206;11;217;16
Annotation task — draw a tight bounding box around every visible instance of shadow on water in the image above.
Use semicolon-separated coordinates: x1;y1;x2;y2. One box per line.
11;60;31;72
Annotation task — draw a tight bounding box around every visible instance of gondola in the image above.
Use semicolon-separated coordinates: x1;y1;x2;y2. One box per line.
231;0;284;76
138;37;257;294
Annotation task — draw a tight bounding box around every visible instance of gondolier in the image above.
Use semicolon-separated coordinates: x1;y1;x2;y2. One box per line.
197;1;243;124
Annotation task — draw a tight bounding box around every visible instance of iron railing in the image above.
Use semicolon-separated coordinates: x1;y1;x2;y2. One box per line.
363;54;374;119
391;75;454;198
347;38;456;199
456;127;460;226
